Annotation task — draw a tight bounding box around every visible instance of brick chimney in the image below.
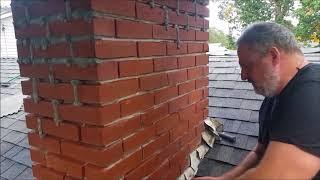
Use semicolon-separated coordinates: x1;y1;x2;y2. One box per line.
12;0;209;179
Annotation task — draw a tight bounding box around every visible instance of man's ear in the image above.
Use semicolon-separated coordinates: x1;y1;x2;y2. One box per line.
269;47;280;66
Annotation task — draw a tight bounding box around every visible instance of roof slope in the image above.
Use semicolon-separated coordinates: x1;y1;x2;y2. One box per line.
197;53;320;177
0;58;33;180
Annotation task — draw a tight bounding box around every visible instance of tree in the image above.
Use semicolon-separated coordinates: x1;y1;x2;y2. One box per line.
216;0;295;31
295;0;320;44
208;27;228;44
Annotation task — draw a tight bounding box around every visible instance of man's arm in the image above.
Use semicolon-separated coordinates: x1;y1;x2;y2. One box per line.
236;141;320;179
193;143;266;180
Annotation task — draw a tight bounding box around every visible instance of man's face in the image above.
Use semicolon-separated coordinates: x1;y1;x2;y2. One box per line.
237;44;280;97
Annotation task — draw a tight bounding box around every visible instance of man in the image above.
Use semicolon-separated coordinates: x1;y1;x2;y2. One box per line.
194;22;320;179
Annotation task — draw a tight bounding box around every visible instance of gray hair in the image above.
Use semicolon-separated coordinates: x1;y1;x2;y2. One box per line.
237;22;302;56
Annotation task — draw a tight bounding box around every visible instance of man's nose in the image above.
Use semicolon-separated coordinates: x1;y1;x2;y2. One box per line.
241;69;248;81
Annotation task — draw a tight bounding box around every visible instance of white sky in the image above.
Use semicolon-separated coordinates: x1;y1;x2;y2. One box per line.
208;1;229;34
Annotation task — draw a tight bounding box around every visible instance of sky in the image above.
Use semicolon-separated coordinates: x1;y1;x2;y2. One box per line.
208;1;229;34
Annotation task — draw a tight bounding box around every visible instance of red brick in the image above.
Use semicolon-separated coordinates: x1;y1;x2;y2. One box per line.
91;0;136;17
153;25;176;40
19;64;46;78
25;114;37;129
147;160;170;180
196;54;209;65
61;140;123;166
178;56;196;68
195;17;205;28
85;149;143;179
167;69;188;85
189;16;197;27
196;98;209;112
30;148;46;165
28;0;65;18
58;103;121;126
188;135;202;152
189;111;203;130
153;57;178;72
179;29;196;41
33;43;70;58
123;126;156;153
180;1;195;13
69;0;91;10
188;42;204;53
136;3;165;23
64;176;82;180
37;82;73;101
180;129;197;148
49;19;91;36
167;42;188;55
196;4;210;17
141;103;169;126
196;30;209;41
81;115;141;146
46;153;84;179
140;73;168;91
92;17;115;36
178;80;196;95
11;4;25;22
155;113;179;135
196;77;209;89
23;98;53;118
42;118;80;141
154;86;178;104
169;118;188;142
170;145;190;172
168;95;189;113
203;66;209;76
179;104;196;121
188;66;203;80
34;165;65;180
95;40;137;59
28;132;61;154
125;153;161;180
15;24;46;39
203;87;209;97
169;11;187;25
17;44;29;58
116;19;152;39
119;60;153;77
203;108;209;119
120;93;154;116
31;164;41;178
78;78;139;103
52;61;118;81
204;19;209;29
189;89;203;104
195;121;205;135
204;43;209;52
138;42;166;57
143;133;170;159
72;40;95;57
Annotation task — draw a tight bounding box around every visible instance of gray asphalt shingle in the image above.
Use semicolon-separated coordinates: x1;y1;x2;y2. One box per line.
1;162;27;180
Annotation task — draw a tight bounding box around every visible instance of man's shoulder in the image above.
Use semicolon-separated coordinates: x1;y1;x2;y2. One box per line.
296;63;320;83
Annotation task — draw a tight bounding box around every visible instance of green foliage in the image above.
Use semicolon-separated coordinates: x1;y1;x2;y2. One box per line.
295;0;320;44
208;27;237;50
217;0;295;31
208;27;227;44
235;0;273;27
226;34;236;49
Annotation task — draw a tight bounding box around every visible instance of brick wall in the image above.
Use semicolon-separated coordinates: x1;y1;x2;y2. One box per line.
12;0;209;179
